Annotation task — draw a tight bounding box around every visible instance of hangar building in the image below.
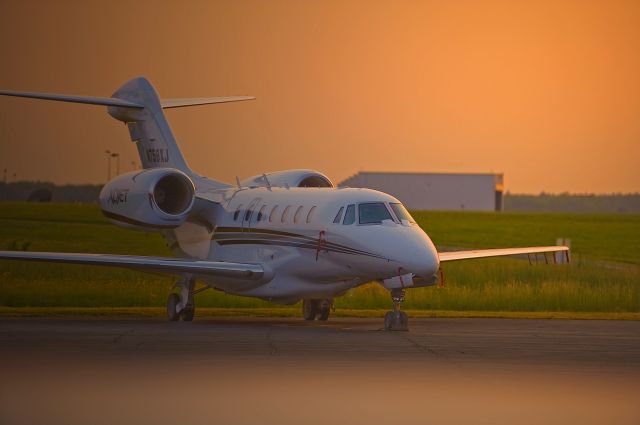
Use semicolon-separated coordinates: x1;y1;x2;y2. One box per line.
338;172;504;211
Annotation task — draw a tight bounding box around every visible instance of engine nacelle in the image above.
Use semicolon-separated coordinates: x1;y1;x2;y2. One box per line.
241;169;333;188
99;168;195;230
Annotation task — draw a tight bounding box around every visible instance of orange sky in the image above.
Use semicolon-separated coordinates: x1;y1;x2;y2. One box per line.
0;0;638;193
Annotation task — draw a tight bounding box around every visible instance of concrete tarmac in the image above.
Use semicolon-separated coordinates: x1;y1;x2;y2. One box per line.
1;317;639;368
1;317;639;425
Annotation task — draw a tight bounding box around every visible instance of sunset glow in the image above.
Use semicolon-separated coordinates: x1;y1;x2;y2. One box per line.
0;0;638;193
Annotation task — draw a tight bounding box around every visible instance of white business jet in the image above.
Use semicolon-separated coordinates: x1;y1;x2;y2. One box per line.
0;77;568;330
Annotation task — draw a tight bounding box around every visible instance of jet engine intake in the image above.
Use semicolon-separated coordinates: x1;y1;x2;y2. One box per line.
99;168;195;229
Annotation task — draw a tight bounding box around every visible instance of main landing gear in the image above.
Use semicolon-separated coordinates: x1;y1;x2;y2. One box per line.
302;299;332;321
167;276;196;321
384;288;409;331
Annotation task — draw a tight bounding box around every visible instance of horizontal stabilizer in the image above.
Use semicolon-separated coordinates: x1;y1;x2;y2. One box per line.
161;96;255;109
439;246;569;262
0;251;270;281
0;90;143;108
0;90;254;110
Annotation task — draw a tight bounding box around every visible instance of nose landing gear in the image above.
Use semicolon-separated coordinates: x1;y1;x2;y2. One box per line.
384;288;409;331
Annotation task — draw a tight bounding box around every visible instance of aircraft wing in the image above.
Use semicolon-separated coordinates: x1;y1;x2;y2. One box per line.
439;246;569;262
0;251;271;282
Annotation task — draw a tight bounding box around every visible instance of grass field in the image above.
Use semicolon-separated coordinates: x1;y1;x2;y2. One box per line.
0;202;638;315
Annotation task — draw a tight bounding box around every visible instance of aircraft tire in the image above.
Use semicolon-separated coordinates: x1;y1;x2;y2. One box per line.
384;311;409;331
383;312;393;330
167;293;180;322
180;306;195;322
318;299;331;321
302;299;318;320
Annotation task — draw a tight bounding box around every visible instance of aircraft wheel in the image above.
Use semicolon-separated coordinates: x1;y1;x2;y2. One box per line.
384;311;409;331
302;299;318;320
167;293;180;322
383;312;393;330
317;299;331;321
180;305;195;322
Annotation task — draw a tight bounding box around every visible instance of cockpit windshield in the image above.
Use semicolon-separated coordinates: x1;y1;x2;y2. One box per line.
343;204;356;225
390;203;415;223
358;202;393;224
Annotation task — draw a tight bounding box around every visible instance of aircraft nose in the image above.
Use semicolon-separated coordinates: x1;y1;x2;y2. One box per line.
400;230;440;278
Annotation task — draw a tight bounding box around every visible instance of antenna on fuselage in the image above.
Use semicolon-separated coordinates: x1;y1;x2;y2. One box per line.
235;176;241;188
262;173;272;190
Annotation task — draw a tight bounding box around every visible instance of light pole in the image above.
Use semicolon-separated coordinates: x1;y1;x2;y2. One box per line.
105;150;112;181
111;153;120;176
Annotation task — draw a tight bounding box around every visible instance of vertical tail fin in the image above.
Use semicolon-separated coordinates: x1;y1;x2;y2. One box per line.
108;77;191;173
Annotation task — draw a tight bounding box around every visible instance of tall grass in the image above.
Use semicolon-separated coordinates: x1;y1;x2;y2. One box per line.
337;260;639;312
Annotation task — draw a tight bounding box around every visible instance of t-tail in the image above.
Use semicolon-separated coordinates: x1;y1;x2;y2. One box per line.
108;77;191;172
0;76;253;182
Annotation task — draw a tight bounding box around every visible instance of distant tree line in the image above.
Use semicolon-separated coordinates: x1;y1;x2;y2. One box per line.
504;192;640;213
1;181;639;213
0;181;101;203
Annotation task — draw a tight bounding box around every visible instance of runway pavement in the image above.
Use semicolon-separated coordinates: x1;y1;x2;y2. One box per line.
1;316;639;369
1;317;639;425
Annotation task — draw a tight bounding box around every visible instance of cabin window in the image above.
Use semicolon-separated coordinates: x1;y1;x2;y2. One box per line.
269;205;279;223
281;206;291;223
244;207;253;222
343;204;356;225
233;204;243;221
358;202;393;225
390;203;415;223
293;206;304;224
333;207;344;224
306;206;316;223
257;205;267;222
